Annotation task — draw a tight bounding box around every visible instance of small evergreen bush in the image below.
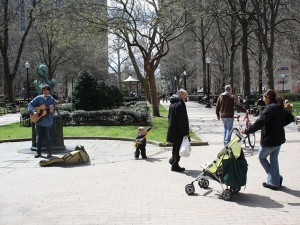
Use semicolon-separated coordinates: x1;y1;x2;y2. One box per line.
72;70;102;111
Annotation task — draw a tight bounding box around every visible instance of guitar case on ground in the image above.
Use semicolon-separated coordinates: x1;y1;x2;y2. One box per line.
39;145;90;167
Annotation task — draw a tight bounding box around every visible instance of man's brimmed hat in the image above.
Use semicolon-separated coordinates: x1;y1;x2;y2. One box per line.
42;84;51;90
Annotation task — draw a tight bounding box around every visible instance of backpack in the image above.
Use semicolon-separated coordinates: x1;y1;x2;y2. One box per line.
39;145;90;167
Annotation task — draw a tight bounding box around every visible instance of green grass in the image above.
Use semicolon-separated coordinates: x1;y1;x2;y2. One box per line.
291;101;300;114
0;104;200;143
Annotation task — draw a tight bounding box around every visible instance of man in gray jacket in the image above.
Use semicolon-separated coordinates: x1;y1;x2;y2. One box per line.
216;85;246;145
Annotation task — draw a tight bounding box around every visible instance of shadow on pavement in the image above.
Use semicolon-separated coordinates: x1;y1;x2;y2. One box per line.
144;157;166;163
280;186;300;198
184;169;202;178
234;193;284;208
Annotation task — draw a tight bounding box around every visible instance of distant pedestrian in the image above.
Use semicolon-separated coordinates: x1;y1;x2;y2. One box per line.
242;96;250;110
216;85;247;146
237;96;243;105
167;89;190;172
134;127;151;159
256;95;266;116
162;93;168;103
242;90;294;190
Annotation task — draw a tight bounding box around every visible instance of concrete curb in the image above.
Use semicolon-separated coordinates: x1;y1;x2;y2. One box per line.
0;136;208;147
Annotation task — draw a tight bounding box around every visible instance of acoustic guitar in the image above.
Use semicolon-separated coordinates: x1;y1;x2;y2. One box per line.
30;104;53;123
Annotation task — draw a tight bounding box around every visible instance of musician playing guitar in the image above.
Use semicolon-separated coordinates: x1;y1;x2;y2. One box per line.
28;84;57;158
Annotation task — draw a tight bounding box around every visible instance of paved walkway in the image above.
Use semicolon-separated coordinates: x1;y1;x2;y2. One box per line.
0;112;21;126
0;101;300;225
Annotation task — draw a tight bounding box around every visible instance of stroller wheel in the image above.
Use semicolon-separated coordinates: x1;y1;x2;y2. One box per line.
185;184;195;195
222;189;231;201
198;179;204;187
230;186;241;194
201;179;209;189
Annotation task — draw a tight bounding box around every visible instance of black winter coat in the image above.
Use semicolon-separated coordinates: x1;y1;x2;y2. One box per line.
245;103;294;147
167;95;189;143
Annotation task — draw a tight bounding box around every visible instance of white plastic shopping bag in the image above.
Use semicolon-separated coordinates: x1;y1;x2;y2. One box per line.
179;136;191;157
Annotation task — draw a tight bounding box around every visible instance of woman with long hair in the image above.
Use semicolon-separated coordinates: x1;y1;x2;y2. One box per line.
242;89;294;190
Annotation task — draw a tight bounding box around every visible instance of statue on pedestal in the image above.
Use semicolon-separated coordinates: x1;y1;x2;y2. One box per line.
31;63;65;151
33;63;56;95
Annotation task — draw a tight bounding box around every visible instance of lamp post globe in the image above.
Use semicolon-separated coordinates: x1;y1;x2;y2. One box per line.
183;70;187;91
205;57;211;108
25;61;30;103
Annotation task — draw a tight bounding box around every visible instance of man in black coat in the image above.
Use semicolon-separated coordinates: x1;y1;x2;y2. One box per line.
167;89;190;172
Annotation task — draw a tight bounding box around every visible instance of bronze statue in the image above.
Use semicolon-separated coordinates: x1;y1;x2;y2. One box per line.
33;63;56;95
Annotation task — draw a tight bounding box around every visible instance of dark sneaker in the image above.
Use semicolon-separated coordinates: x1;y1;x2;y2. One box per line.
34;152;41;158
142;156;148;159
171;165;185;172
47;154;52;158
262;182;279;190
280;176;283;187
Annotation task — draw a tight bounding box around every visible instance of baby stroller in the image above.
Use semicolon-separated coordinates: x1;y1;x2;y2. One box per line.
185;133;248;201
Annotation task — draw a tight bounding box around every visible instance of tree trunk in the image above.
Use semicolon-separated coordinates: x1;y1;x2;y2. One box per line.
258;37;263;94
3;60;14;101
145;63;160;117
127;44;151;102
265;50;274;90
241;23;250;97
200;20;207;95
229;52;234;88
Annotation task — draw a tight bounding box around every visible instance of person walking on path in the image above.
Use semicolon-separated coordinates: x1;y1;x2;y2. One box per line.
167;89;190;172
216;85;247;146
242;90;294;190
28;85;56;158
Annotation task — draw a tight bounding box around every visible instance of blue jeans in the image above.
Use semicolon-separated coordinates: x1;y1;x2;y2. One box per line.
221;117;234;145
258;145;281;187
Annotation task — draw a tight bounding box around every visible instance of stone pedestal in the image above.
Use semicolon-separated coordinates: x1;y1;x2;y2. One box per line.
31;115;65;151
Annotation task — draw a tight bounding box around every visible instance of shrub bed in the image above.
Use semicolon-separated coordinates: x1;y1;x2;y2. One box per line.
59;101;149;126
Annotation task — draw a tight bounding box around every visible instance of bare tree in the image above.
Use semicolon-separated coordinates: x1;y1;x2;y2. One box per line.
251;0;300;90
190;0;216;96
106;0;192;116
226;0;254;97
214;2;241;90
0;0;41;102
108;35;129;90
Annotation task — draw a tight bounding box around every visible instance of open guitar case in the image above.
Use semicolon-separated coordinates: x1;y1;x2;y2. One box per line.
39;145;90;167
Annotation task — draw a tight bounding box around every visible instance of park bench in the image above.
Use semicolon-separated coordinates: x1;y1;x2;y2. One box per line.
0;102;7;114
5;103;20;113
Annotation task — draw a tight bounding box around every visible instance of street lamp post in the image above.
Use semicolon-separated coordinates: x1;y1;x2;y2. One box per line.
25;61;30;103
174;76;177;92
280;74;287;93
205;57;211;108
183;71;187;91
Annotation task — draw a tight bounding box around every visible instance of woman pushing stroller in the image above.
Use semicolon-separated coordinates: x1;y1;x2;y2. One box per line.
242;89;294;190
